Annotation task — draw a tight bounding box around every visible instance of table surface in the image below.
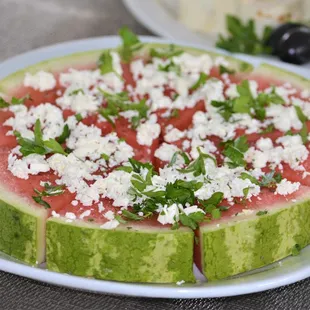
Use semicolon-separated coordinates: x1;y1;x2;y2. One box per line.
1;0;310;309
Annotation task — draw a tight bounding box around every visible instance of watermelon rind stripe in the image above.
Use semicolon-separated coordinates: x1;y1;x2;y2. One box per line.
0;185;47;265
251;63;310;90
46;218;195;283
200;197;310;281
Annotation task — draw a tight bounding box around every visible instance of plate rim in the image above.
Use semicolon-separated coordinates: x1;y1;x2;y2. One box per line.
0;35;310;298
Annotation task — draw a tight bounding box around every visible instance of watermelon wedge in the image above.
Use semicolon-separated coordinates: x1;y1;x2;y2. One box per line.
1;36;310;285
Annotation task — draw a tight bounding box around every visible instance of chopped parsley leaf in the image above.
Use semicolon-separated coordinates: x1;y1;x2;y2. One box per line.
15;119;67;157
179;148;217;176
179;212;205;230
168;151;190;167
56;124;70;144
219;65;236;75
118;26;144;63
158;61;181;76
69;89;85;96
216;15;272;55
259;171;282;188
75;113;83;121
222;135;249;168
189;72;208;91
150;44;183;59
256;210;268;216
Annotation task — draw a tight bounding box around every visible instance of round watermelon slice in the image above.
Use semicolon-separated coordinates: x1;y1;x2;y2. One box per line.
1;40;310;286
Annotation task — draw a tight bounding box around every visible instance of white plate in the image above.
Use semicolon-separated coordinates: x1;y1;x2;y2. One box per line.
123;0;310;69
0;36;310;299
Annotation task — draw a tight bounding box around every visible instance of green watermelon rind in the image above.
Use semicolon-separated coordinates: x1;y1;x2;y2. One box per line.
0;184;47;265
251;63;310;90
46;218;195;283
200;196;310;281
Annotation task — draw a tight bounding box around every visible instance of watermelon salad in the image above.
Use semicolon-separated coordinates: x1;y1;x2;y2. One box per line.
1;27;310;284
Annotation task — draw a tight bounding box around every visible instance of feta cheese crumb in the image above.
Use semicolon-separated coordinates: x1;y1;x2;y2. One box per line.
136;122;161;146
79;210;91;219
100;219;119;230
176;280;185;286
275;179;300;196
51;211;60;218
65;212;76;220
24;71;56;91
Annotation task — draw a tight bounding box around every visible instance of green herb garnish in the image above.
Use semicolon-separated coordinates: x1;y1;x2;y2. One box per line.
179;147;217;176
150;44;183;59
168;151;190;167
158;61;181;76
32;183;65;209
118;26;143;63
69;89;85;96
98;89;149;129
15;119;67;157
259;171;282;188
56;124;70;144
219;65;236;75
216;15;272;55
0;94;31;108
189;72;208;91
75;113;83;122
222;135;249;168
256;210;268;216
179;212;205;230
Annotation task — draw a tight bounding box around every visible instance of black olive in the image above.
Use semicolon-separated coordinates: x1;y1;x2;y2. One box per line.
266;23;303;55
276;26;310;65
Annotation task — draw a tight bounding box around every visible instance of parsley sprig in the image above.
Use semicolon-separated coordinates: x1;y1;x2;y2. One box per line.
0;94;31;108
158;61;181;76
178;148;217;177
212;81;284;121
216;15;272;55
150;44;184;59
222;135;249;168
98;89;149;129
98;50;123;80
118;26;144;63
32;183;65;209
14;119;67;157
189;73;208;91
118;158;206;230
198;192;228;220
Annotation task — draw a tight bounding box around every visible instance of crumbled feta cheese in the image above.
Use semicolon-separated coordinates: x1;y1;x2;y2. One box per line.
93;170;133;207
79;210;91;219
56;92;101;114
183;205;205;215
154;143;180;162
157;203;180;225
51;211;60;218
100;219;119;230
266;105;302;132
104;210;115;221
24;71;56;91
164;127;185;143
275;179;300;196
4;103;64;140
8;153;50;180
137;122;161;146
65;212;76;220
